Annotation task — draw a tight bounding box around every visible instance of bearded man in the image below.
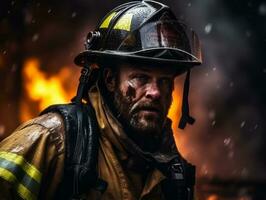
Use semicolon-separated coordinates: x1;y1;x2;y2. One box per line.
0;1;202;199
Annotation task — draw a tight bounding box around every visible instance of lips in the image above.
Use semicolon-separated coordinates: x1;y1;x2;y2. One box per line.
132;106;162;115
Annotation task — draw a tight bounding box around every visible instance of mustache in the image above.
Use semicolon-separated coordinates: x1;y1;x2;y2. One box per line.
130;101;163;115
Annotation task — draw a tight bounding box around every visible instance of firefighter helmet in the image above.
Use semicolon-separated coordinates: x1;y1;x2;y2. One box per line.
74;0;202;74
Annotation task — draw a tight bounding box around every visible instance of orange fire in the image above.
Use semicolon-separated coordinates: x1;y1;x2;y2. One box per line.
20;58;78;122
168;84;182;135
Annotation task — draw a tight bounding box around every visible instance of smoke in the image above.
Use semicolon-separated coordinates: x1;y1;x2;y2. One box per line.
169;0;266;179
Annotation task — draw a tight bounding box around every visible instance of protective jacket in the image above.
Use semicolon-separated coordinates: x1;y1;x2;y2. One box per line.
0;85;194;200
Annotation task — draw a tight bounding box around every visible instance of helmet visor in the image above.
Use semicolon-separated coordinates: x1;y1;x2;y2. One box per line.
117;20;202;63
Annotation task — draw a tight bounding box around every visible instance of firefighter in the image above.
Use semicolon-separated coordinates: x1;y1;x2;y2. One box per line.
0;1;202;199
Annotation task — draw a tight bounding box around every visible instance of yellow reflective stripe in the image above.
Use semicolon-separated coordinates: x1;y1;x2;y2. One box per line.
100;12;116;29
0;167;37;200
113;13;133;31
0;151;41;183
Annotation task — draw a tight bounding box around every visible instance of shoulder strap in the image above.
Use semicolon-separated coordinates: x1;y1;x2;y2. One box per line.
40;103;107;199
161;156;196;200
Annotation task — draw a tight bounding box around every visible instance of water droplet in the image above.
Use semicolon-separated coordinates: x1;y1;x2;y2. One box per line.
71;12;77;18
240;121;246;128
204;23;212;34
32;34;39;42
224;137;231;146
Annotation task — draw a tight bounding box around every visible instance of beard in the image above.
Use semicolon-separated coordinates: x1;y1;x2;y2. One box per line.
113;88;171;137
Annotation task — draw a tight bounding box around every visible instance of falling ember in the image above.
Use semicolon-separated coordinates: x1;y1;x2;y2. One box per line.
20;58;77;122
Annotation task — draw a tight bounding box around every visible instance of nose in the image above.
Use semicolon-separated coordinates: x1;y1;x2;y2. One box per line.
145;81;161;100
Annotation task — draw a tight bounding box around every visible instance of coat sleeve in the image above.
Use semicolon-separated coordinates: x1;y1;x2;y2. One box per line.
0;113;65;200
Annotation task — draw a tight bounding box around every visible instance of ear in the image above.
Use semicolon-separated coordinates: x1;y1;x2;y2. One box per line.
103;68;116;92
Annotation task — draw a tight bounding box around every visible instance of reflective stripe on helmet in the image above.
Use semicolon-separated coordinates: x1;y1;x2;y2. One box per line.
100;12;117;29
113;13;133;31
0;151;42;200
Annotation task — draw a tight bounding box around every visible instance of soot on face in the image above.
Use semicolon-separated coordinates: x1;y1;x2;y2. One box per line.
125;81;136;102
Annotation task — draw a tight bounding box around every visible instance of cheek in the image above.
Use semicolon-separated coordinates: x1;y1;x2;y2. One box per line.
119;80;138;102
126;85;136;99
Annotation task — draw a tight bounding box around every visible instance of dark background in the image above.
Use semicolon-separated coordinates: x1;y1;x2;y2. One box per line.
1;0;266;199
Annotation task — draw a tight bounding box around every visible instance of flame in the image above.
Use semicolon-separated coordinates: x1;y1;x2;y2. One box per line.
168;84;182;135
20;58;77;122
207;194;219;200
167;84;187;152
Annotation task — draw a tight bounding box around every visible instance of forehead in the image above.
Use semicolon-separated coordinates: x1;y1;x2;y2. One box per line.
118;63;176;77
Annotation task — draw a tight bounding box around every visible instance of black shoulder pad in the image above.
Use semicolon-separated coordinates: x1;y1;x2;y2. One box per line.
41;103;106;199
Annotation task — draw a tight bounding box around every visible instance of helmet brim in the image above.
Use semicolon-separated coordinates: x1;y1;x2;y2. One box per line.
74;49;201;75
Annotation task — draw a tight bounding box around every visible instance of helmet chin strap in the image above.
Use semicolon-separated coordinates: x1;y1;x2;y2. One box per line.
178;69;195;129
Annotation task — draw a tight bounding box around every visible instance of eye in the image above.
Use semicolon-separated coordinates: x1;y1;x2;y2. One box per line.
158;77;173;87
133;74;149;85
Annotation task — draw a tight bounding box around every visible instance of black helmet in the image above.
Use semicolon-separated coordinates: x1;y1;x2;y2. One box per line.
74;0;202;74
74;0;202;129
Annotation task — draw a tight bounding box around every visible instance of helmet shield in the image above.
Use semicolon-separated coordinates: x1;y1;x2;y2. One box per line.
115;20;202;63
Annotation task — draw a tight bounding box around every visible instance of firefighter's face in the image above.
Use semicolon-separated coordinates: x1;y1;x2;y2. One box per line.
105;64;175;136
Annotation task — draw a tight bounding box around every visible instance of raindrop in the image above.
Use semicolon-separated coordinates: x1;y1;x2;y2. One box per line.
205;73;209;77
259;3;266;16
11;1;15;6
211;120;216;126
71;12;77;18
3;50;7;55
216;84;220;89
240;121;246;128
229;81;234;87
254;124;258;130
32;34;39;42
204;23;212;34
187;2;192;7
212;67;216;71
263;68;266;73
48;9;52;14
224;137;231;146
